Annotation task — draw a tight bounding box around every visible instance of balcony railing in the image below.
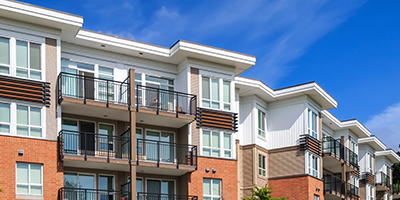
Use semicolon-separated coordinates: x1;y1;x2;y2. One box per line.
137;139;197;169
58;187;131;200
324;175;359;199
376;171;391;188
137;192;198;200
136;85;197;116
393;183;400;194
59;130;131;162
57;72;130;106
348;183;359;198
322;136;358;169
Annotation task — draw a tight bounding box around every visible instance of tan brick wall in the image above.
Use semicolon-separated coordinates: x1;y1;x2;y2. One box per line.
188;156;237;200
268;147;305;178
269;175;324;200
190;67;200;147
359;182;366;200
45;38;58;140
0;135;63;199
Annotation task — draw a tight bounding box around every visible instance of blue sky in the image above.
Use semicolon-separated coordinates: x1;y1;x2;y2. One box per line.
22;0;400;150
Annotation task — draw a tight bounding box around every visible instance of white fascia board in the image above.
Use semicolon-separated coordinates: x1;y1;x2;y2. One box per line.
322;110;370;138
173;40;256;65
0;0;83;27
75;30;170;57
235;76;275;98
359;137;386;151
375;150;400;164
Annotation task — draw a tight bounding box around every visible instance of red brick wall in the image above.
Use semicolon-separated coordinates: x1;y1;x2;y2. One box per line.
269;175;324;200
0;135;63;199
188;156;237;200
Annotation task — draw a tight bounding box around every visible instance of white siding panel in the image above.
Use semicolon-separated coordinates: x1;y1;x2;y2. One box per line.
239;101;253;145
267;102;306;149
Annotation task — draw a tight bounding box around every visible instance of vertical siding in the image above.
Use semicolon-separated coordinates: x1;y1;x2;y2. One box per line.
176;67;188;93
267;102;306;149
239;101;254;145
358;146;367;173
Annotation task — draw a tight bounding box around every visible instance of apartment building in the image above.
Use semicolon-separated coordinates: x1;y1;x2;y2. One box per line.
0;1;399;200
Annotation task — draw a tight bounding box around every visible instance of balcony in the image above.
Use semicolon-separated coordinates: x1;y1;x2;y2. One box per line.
393;183;400;199
58;130;131;171
137;193;198;200
57;72;130;121
324;175;359;200
361;172;375;185
322;136;359;172
58;187;130;200
135;85;197;128
375;171;391;191
136;139;197;176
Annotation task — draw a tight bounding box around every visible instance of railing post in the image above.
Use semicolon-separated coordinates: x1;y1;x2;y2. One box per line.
157;88;160;115
157;141;160;167
83;76;86;104
107;135;110;163
85;189;87;200
106;80;109;108
176;143;179;169
176;92;179;118
136;86;139;112
84;132;87;161
136;139;139;166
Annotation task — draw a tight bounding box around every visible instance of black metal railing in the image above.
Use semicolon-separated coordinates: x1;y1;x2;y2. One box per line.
322;136;358;169
137;192;198;200
57;72;130;106
348;183;359;197
121;182;130;193
376;171;391;188
58;187;131;200
136;85;197;116
137;139;197;170
324;175;346;197
59;130;131;162
393;183;400;194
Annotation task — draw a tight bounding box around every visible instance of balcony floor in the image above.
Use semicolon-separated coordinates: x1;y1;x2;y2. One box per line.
63;154;130;171
136;161;196;176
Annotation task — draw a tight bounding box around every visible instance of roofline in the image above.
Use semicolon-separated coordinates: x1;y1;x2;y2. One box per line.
359;136;386;151
321;110;371;138
375;150;400;164
6;0;82;18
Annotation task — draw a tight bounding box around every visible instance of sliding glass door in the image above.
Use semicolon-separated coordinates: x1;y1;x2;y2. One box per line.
64;173;95;200
145;130;175;163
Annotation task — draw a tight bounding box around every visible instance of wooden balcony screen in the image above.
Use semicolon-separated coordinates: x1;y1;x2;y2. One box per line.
196;108;238;132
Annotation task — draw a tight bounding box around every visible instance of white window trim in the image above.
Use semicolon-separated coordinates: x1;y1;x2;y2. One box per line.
98;173;115;191
366;151;374;174
307;109;318;139
305;151;319;178
256;107;266;139
98;123;115;152
63;171;97;189
258;154;266;177
199;74;233;112
203;178;221;200
200;129;234;159
15;162;43;196
0;99;46;139
366;183;374;200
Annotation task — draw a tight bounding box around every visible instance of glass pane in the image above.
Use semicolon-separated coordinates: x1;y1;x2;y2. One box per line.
0;37;9;65
17;68;28;78
135;73;142;80
17;126;28;136
203;179;211;195
16;40;28;68
211;78;219;101
99;66;114;76
30;185;42;195
202;100;210;108
212;102;220;109
202;77;210;99
76;62;94;71
17;105;28;125
30;71;41;80
30;107;41;126
212;149;220;157
30;43;41;70
0;103;10;123
99;124;114;136
0;66;9;74
17;163;29;183
62;119;78;131
212;179;221;196
99;175;114;190
16;185;29;194
145;75;173;85
64;172;78;188
223;81;230;103
79;174;95;189
224;134;231;149
203;131;210;147
203;148;211;156
211;132;220;148
30;128;42;137
224;151;231;158
0;124;10;133
30;164;42;184
224;104;230;110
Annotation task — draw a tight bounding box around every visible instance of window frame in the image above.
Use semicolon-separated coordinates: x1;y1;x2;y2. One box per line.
201;129;233;158
16;162;43;195
15;39;42;80
203;178;221;200
366;183;374;200
200;75;232;111
258;154;266;177
366;152;374;174
306;151;319;178
257;109;266;138
307;109;318;139
0;36;11;75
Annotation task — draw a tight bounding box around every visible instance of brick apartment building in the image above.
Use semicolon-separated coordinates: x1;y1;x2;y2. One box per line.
0;1;399;200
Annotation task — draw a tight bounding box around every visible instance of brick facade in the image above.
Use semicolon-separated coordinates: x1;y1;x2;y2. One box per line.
188;156;237;200
0;135;63;199
269;175;324;200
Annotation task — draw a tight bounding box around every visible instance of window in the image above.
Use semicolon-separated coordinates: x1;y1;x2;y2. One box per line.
98;124;114;152
366;153;373;174
350;138;357;154
17;105;42;137
314;195;319;200
259;154;266;177
366;184;374;200
16;40;41;80
258;109;265;137
98;66;115;101
307;152;319;177
203;179;221;200
16;163;42;195
0;102;43;137
0;37;10;74
307;109;318;139
202;76;231;111
202;130;232;158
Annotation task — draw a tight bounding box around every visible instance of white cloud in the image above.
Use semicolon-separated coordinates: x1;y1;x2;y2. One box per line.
365;102;400;151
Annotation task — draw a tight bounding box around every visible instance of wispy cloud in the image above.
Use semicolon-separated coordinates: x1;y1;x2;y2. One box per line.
365;102;400;151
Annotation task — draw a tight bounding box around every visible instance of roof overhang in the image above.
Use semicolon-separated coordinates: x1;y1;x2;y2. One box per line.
375;150;400;164
321;110;370;138
0;0;83;38
359;136;386;151
235;77;337;110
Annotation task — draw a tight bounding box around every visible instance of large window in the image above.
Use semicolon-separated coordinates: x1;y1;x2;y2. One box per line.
0;37;10;74
307;152;319;178
202;76;231;111
16;163;42;195
307;109;318;139
366;184;374;200
259;154;266;177
202;130;232;158
203;179;221;200
366;153;373;174
0;102;43;137
258;109;266;138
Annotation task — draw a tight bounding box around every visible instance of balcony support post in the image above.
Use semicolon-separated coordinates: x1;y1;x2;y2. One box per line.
106;79;109;108
176;143;179;169
84;132;87;161
176;92;179;118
